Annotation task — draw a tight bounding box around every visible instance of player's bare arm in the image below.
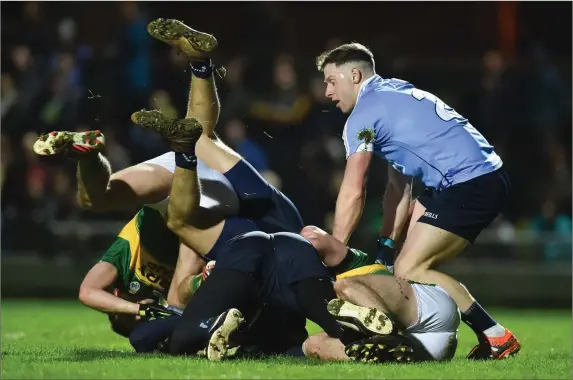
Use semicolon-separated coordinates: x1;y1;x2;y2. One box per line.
79;262;141;315
380;166;412;242
166;242;206;307
332;151;372;244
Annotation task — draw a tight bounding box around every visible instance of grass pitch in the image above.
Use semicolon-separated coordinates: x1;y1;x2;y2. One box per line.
2;300;571;379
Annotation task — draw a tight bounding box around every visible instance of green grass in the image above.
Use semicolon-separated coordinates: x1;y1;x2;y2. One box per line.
2;300;571;379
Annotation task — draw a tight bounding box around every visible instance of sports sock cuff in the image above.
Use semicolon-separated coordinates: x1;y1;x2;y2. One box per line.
378;237;395;249
190;59;214;79
175;152;198;169
329;248;355;275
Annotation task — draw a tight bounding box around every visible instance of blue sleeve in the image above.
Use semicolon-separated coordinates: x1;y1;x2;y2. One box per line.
342;101;388;159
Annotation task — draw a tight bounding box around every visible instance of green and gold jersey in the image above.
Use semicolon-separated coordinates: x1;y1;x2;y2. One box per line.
335;248;436;286
100;205;180;300
335;248;393;280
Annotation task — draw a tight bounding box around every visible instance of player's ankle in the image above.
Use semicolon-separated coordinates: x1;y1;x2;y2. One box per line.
483;324;506;339
190;59;214;79
175;152;197;169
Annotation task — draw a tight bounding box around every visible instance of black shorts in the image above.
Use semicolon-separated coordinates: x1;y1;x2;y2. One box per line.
417;168;510;243
224;159;304;234
205;159;305;261
216;231;331;314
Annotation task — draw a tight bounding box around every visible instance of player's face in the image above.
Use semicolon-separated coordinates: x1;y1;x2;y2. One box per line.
323;63;356;114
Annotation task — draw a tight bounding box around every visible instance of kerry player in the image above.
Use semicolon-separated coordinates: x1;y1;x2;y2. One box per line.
317;42;520;360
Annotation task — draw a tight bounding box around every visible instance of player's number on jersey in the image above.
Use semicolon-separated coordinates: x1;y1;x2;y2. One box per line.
411;89;461;122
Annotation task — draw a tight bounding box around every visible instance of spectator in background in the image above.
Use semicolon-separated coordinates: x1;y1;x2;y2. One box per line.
118;2;151;112
219;56;250;125
529;195;572;262
478;50;510;143
8;45;44;136
223;118;269;172
249;54;312;127
128;89;174;163
21;2;53;59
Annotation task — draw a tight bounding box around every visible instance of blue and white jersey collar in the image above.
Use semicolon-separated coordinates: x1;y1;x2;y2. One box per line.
357;74;382;100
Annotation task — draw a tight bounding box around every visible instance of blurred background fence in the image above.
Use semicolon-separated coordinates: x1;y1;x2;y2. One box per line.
1;2;571;306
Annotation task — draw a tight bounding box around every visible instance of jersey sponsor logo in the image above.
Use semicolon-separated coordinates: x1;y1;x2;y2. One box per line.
129;281;141;294
137;258;174;290
423;211;438;220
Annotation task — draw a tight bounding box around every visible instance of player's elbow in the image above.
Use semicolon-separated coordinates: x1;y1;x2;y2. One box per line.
78;285;94;307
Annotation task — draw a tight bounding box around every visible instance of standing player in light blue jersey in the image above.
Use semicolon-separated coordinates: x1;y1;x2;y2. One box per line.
316;43;520;360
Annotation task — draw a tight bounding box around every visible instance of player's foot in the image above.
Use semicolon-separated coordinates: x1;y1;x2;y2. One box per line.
147;18;217;60
33;130;105;157
327;299;396;336
207;308;246;361
345;334;417;364
130;109;202;153
466;329;521;360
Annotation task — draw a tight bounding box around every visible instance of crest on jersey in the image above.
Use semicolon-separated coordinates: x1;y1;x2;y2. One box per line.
355;128;375;153
357;128;375;144
129;281;141;294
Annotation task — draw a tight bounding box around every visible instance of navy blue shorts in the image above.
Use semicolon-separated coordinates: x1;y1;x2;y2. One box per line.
224;160;304;234
216;231;331;314
204;160;305;262
417;168;511;243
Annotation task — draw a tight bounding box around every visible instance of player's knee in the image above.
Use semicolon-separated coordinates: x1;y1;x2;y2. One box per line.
393;257;426;281
333;278;354;300
165;214;188;235
300;226;329;255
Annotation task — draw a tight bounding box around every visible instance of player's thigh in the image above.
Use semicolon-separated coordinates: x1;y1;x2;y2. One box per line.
407;199;427;236
394;223;468;277
335;273;418;327
196;135;242;175
168;216;226;256
218;157;303;233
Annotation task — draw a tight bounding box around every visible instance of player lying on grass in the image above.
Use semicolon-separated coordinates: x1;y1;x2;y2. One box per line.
33;19;299;324
300;225;460;362
104;271;310;359
77;203;209;320
317;42;520;360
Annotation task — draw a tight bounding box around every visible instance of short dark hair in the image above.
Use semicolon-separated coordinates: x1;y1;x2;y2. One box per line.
316;43;375;71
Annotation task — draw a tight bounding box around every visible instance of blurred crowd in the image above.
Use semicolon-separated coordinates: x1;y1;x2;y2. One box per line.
2;3;571;261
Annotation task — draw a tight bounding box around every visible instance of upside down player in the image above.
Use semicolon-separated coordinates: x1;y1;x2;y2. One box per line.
33;17;313;358
122;18;372;359
300;225;460;362
316;42;520;360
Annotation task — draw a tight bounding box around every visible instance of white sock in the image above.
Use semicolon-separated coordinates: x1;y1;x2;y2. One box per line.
483;324;506;338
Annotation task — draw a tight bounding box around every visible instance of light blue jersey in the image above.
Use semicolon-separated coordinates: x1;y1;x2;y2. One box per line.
343;75;502;190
